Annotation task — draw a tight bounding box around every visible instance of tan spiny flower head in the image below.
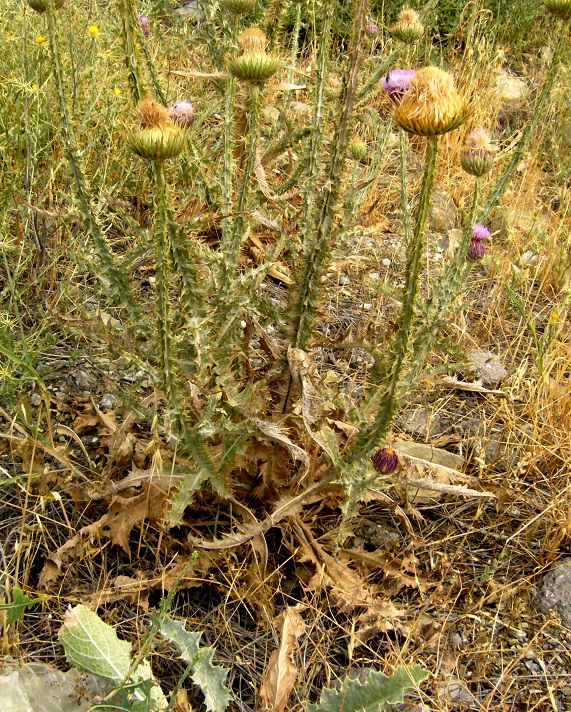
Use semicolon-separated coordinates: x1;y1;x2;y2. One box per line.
239;27;267;53
394;66;472;136
461;127;497;176
135;97;171;129
391;7;424;44
129;98;187;161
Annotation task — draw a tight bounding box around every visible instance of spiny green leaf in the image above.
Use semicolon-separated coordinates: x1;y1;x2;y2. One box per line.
59;605;132;683
191;647;232;712
305;665;428;712
159;615;202;663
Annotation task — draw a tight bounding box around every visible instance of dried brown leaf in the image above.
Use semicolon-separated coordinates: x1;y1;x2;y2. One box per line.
258;605;306;712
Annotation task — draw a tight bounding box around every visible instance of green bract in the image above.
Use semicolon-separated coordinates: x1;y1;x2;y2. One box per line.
228;52;280;84
544;0;571;18
28;0;65;12
128;125;187;161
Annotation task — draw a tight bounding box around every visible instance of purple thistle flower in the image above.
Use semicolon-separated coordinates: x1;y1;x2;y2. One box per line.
467;238;486;261
382;69;415;103
139;15;150;38
372;446;399;474
366;22;379;35
170;101;196;128
472;224;491;241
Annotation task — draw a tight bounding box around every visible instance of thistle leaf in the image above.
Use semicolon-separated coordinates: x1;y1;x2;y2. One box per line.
59;605;131;683
159;615;202;663
191;648;232;712
305;665;428;712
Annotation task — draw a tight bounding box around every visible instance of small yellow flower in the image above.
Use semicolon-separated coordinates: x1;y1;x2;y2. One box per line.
32;83;38;90
88;25;99;36
36;35;46;46
113;87;122;95
550;312;560;323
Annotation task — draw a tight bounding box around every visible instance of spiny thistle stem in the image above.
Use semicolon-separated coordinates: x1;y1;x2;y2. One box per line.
347;135;439;459
289;0;366;353
139;31;168;105
45;0;139;318
153;162;178;407
356;51;399;101
221;82;261;285
284;2;302;111
117;0;146;103
479;17;569;223
219;74;237;268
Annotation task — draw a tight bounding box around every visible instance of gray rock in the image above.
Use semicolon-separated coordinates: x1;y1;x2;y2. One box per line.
492;206;547;238
354;520;400;548
536;558;571;627
175;0;199;17
29;393;42;407
99;393;117;410
467;350;508;389
66;369;97;393
429;194;456;232
393;439;464;471
484;435;520;472
396;407;444;440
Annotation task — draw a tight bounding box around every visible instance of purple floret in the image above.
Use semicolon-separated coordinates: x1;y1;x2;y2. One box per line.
139;15;150;37
170;101;196;128
472;224;491;241
382;69;415;103
366;22;379;35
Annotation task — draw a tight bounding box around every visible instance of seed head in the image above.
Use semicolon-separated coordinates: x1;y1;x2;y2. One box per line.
170;101;196;128
394;66;472;136
220;0;257;14
467;238;486;261
544;0;571;19
461;128;497;176
27;0;65;13
372;446;399;475
382;69;415;103
239;27;267;53
349;140;367;161
472;224;491;241
391;7;424;44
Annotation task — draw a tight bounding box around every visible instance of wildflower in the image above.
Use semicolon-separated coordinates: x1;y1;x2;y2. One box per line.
170;101;196;128
32;83;38;90
349;140;367;161
391;7;424;45
472;224;491;241
366;22;379;35
550;312;560;322
239;27;267;53
88;25;99;36
35;35;47;46
467;238;485;261
220;0;257;15
461;128;497;176
372;446;399;474
128;97;187;161
113;87;122;95
382;69;415;103
544;0;571;19
394;66;471;136
139;15;150;38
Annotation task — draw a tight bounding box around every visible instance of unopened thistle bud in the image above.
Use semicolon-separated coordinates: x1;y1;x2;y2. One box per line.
391;7;424;45
349;140;367;161
239;27;267;53
467;238;486;261
27;0;65;12
139;15;150;38
229;51;280;84
372;446;399;474
382;69;415;103
394;66;471;136
170;101;196;128
544;0;571;19
128;98;187;161
461;128;497;176
220;0;257;14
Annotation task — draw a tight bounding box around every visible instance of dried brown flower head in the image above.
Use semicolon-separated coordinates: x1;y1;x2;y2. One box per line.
239;27;267;53
135;98;171;129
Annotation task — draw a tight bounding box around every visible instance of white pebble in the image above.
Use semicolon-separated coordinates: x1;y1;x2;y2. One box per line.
381;258;391;267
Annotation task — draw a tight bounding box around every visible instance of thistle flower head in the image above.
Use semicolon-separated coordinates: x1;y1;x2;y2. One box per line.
229;50;280;84
461;128;497;176
27;0;65;13
394;66;472;136
544;0;571;19
170;101;196;128
382;69;415;103
349;139;367;161
467;238;486;261
391;7;424;44
372;446;399;474
472;224;491;240
220;0;257;14
139;15;150;37
239;27;267;53
366;21;379;35
129;98;187;160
